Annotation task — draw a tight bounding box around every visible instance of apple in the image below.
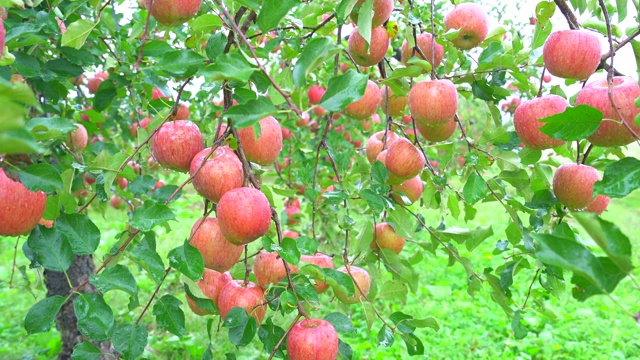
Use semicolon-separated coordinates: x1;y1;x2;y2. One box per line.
308;85;326;105
391;175;423;205
312;106;326;117
285;197;301;208
513;95;568;150
283;230;300;239
217;187;272;245
344;80;381;119
236;116;283;165
416;119;457;142
144;0;201;26
254;250;299;288
87;72;108;94
296;112;311;127
408;79;458;126
543;30;601;80
586;194;610;215
286;318;339;360
575;76;640;147
172;103;190;120
379;86;408;117
444;3;489;50
186;269;232;315
281;127;292;140
190;146;243;203
552;164;601;211
110;195;123;209
348;26;390;67
154;180;165;190
84;173;97;185
217;280;267;324
285;205;301;225
400;33;444;68
350;0;393;27
152;87;169;100
67;123;88;151
0;169;48;237
300;253;334;293
502;98;521;114
115;177;128;190
372;222;405;254
151;120;204;172
365;130;399;164
130;117;153;137
385;138;425;184
530;17;537;25
190;217;244;272
543;74;551;83
334;266;371;304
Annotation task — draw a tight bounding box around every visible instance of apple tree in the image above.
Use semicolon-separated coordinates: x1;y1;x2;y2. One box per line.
0;0;639;358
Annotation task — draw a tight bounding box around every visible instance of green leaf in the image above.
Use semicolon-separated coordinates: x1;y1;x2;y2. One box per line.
56;213;101;255
168;241;204;281
573;213;633;272
90;264;137;295
71;340;102;360
360;188;386;214
278;237;301;265
571;257;627;300
355;0;373;46
534;234;607;292
184;282;216;313
130;200;176;232
18;163;62;193
292;37;339;87
376;280;408;302
207;51;256;83
112;323;148;360
371;161;388;184
26;116;77;141
258;318;286;358
318;70;368;112
296;236;319;255
61;19;97;49
478;42;505;64
617;0;628;21
338;339;353;360
377;325;395;347
257;0;300;32
24;295;66;334
511;310;529;339
593;157;640;198
463;173;488;205
336;0;359;23
387;206;417;239
204;33;227;62
27;225;73;271
129;234;166;284
190;14;223;33
93;78;117;112
401;333;424;355
324;312;356;333
223;307;258;347
0;128;43;154
74;293;115;342
153;295;186;337
128;175;156;196
539;105;603;141
156;50;205;79
225;97;278;129
299;265;355;297
43;59;83;78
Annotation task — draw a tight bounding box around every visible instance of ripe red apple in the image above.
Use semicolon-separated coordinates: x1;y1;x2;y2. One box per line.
543;30;601;80
334;266;371;304
186;269;232;315
300;253;334;293
575;76;640;147
586;194;610;215
115;177;128;190
285;205;301;225
513;95;568;150
385;138;425;184
154;180;165;190
552;164;601;211
130;117;153;137
236;116;283;166
152;87;169;100
67;123;88;151
296;112;311;127
0;169;48;236
190;146;243;203
530;17;537;25
151;120;204;172
379;86;408;117
372;222;405;254
344;80;381;119
416;119;457;142
110;195;123;209
254;250;298;288
217;187;272;245
350;0;393;27
217;280;267;324
400;33;444;68
190;217;243;272
408;79;458;126
365;130;399;164
308;85;326;105
281;127;292;140
543;74;551;83
144;0;201;26
391;175;423;205
172;103;190;120
444;3;489;50
87;72;108;94
283;230;300;239
286;318;339;360
348;26;390;67
312;106;326;117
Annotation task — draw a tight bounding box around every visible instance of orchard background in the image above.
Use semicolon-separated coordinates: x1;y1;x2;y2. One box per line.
0;0;639;358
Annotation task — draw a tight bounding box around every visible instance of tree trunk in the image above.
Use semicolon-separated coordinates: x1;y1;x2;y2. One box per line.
45;254;115;360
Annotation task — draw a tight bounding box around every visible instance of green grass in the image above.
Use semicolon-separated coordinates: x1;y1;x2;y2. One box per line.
1;184;639;360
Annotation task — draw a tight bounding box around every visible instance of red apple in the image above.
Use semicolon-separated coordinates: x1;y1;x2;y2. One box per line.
67;123;88;151
543;30;601;80
312;106;326;117
344;80;381;119
391;175;423;205
0;169;48;236
296;112;311;127
144;0;201;26
334;266;371;304
513;95;568;150
281;127;292;140
444;3;489;50
575;76;640;147
585;194;610;215
286;318;339;360
400;33;444;68
110;195;123;209
186;269;232;315
190;146;243;203
543;74;551;83
152;87;169;100
151;120;204;172
283;230;300;239
217;280;267;323
530;17;537;25
372;222;405;254
379;86;408;117
350;0;393;27
285;205;301;225
236;116;283;166
172;103;190;120
190;217;244;272
308;85;326;105
217;187;272;245
416;119;457;142
348;26;390;67
385;138;425;184
154;180;165;190
552;164;601;211
300;253;334;293
253;250;298;288
87;72;108;94
115;177;128;190
408;79;458;126
365;130;399;164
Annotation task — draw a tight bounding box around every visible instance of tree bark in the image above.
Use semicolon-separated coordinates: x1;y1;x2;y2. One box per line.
44;254;115;360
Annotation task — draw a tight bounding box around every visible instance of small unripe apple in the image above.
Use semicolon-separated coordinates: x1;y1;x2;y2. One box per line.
408;79;458;126
254;250;298;288
299;253;334;293
391;175;423;205
286;319;339;360
513;95;568;150
379;86;408;117
308;85;326;105
350;0;393;27
365;130;399;164
372;222;405;254
144;0;201;26
385;138;425;184
151;120;204;172
190;217;243;272
236;116;283;166
217;187;272;245
67;123;88;151
400;33;444;68
334;266;371;304
444;3;489;50
217;280;267;324
416;120;457;142
0;169;48;237
543;30;601;80
348;26;390;67
552;164;601;211
190;146;243;203
344;80;381;119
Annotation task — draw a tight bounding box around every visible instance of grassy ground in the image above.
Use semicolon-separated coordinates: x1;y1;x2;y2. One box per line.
0;184;638;360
